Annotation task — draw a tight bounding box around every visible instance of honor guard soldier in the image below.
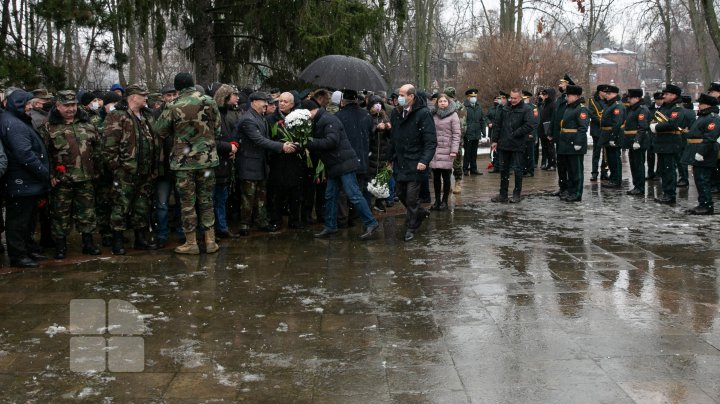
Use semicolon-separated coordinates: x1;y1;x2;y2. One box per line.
646;92;664;180
549;74;573;195
622;89;651;196
650;84;684;204
556;85;589;202
708;82;720;193
522;90;539;177
462;88;485;176
598;85;625;188
681;94;720;214
45;90;102;259
588;85;606;181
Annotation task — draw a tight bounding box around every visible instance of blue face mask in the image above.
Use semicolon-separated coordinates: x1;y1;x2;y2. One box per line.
397;96;407;107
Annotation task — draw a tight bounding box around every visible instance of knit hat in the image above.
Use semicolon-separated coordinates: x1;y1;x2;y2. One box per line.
79;91;96;106
174;73;195;91
331;90;342;104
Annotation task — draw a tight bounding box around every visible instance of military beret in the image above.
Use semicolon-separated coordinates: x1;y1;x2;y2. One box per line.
565;85;583;96
249;91;271;102
465;88;478;97
32;88;53;100
56;90;78;104
125;84;149;96
661;84;682;96
604;85;620;94
653;91;663;100
627;89;643;98
708;82;720;93
697;93;719;106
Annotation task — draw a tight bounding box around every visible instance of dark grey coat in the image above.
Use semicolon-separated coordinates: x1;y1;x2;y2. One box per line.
236;108;284;181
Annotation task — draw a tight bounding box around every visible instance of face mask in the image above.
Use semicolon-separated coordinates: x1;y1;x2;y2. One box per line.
397;96;407;107
469;97;477;104
108;104;116;112
90;101;99;111
372;104;382;113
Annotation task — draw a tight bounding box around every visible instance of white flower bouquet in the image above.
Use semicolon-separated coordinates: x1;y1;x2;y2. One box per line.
367;166;392;198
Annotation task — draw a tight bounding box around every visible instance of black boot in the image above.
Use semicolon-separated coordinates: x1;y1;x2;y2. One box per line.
54;237;67;259
134;229;157;250
112;231;126;255
101;234;113;247
81;233;101;255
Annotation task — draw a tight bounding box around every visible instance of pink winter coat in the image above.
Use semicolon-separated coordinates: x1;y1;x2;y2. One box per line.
430;107;461;170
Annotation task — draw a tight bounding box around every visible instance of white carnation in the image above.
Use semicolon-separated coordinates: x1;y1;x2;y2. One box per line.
285;109;312;129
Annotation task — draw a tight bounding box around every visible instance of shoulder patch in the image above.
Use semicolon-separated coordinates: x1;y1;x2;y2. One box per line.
579;112;587;120
638;114;645;121
709;122;717;131
671;111;679;119
613;108;620;115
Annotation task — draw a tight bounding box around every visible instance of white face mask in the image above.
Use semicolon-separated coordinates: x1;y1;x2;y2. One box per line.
90;101;99;111
469;97;477;104
108;104;116;112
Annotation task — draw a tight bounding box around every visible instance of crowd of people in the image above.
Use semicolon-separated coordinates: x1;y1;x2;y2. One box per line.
0;72;719;268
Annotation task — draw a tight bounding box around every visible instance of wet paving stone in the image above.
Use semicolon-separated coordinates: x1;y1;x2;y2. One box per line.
2;152;720;402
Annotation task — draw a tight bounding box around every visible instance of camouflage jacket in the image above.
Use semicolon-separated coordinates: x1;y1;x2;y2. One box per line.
81;106;104;132
153;87;220;170
46;108;100;182
103;100;157;176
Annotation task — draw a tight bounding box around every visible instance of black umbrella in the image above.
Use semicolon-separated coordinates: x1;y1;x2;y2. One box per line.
299;55;388;92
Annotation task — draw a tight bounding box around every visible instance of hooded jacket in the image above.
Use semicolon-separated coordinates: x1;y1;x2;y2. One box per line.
386;95;437;181
214;84;241;184
0;90;50;197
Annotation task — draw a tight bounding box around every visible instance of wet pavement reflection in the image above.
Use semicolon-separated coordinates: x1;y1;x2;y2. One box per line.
1;152;719;403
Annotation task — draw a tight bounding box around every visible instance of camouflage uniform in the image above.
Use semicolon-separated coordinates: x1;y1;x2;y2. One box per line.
103;90;157;233
154;86;220;234
46;94;100;238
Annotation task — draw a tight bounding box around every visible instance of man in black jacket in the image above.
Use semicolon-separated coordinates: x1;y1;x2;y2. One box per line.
236;92;298;236
305;100;380;241
0;90;51;267
387;84;437;241
490;89;538;203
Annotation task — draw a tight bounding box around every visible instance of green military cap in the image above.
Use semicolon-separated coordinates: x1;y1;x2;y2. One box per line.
443;87;456;98
125;84;149;96
56;90;78;104
148;93;162;104
32;88;54;100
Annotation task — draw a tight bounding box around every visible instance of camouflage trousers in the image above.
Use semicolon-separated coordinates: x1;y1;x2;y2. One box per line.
239;180;269;230
50;180;97;238
94;174;114;236
453;134;464;180
110;172;153;231
175;169;215;233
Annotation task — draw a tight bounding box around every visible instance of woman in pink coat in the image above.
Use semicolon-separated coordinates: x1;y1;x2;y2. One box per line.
430;94;461;210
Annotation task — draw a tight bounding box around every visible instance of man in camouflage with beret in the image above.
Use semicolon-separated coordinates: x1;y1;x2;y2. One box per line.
154;72;221;255
103;84;158;254
46;90;102;259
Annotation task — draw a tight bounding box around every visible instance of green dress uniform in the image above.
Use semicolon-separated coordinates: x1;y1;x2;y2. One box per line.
599;95;625;187
681;104;720;213
550;92;568;190
653;100;685;202
621;102;651;193
587;93;605;179
557;97;589;201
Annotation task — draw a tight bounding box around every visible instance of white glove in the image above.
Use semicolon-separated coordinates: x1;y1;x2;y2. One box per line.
609;141;616;147
632;142;640;150
574;145;581;151
695;153;704;162
650;123;657;134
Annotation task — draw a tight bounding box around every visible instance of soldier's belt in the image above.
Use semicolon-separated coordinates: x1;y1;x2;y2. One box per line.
623;130;638;135
687;138;704;144
560;129;578;133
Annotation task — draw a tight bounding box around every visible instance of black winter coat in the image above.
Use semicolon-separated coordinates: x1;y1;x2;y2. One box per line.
236;108;283;181
307;108;359;178
368;110;391;177
336;103;372;174
215;107;241;185
0;90;50;197
491;102;537;152
387;98;437;182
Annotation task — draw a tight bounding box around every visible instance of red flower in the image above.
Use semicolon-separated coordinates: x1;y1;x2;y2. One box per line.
55;165;67;174
37;198;48;208
278;120;285;128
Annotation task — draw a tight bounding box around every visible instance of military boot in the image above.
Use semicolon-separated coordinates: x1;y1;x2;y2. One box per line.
205;228;219;254
175;232;200;255
81;233;101;255
134;229;157;250
54;237;67;259
112;231;126;255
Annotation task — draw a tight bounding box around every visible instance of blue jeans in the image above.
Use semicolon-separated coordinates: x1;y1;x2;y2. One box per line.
324;173;379;231
387;176;396;203
213;184;229;232
154;180;172;241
